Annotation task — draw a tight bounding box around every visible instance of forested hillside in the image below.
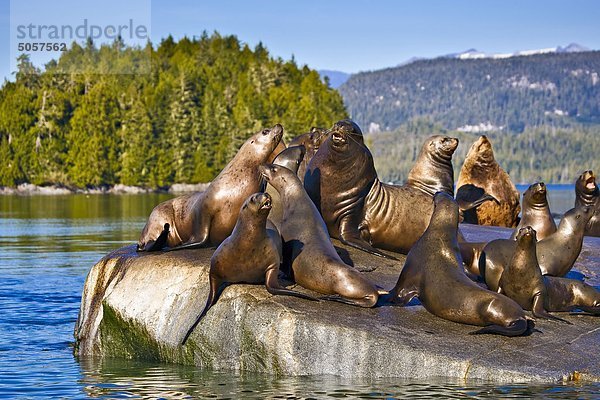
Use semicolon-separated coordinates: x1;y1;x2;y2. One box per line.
340;52;600;132
0;34;346;188
368;119;600;184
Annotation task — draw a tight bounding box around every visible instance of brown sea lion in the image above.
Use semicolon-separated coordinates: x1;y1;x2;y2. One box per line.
575;170;600;236
498;226;569;323
288;127;329;183
481;206;593;291
510;182;556;241
304;120;460;256
259;163;380;307
137;124;283;251
262;145;306;231
181;192;317;345
456;135;521;227
387;192;532;336
544;276;600;315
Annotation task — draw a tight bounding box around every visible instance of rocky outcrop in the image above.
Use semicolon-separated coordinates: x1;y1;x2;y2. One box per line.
75;224;600;382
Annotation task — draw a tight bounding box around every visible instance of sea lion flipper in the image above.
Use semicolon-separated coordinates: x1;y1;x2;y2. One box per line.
578;306;600;315
264;268;319;301
531;294;572;324
146;223;170;252
457;193;498;212
339;223;398;260
182;276;221;345
319;294;376;308
469;319;532;337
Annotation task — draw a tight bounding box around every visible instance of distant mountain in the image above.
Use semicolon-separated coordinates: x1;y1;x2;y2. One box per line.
447;43;590;60
318;70;350;88
339;50;600;133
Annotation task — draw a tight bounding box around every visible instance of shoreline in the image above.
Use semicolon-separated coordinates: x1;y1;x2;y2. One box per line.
0;183;210;196
0;182;575;196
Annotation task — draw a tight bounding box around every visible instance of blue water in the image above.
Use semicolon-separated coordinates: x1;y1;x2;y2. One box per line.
1;193;599;398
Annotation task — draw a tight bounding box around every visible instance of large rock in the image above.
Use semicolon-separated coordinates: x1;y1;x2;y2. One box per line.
75;224;600;383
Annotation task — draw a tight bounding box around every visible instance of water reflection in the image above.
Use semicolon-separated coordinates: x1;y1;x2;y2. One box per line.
77;358;600;399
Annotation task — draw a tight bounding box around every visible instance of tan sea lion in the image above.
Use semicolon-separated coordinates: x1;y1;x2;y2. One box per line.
137;124;283;251
259;163;380;307
304;120;461;256
481;206;593;291
510;182;556;240
262;145;306;231
575;170;600;236
288;127;329;183
181;192;317;345
387;192;532;336
499;226;569;323
456;135;521;227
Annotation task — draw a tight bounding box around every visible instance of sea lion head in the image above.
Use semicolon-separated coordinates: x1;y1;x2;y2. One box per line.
524;182;548;207
329;119;365;150
560;205;593;234
515;225;537;245
309;127;329;150
259;163;298;193
407;136;458;196
469;135;495;164
248;124;284;156
576;170;597;195
244;192;273;216
426;135;459;160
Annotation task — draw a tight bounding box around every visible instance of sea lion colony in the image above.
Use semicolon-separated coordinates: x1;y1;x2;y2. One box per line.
137;120;599;342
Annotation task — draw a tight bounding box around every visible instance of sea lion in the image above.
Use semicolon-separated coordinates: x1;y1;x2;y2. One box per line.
262;145;306;231
259;163;379;307
288;127;329;183
181;192;316;345
544;276;600;315
304;120;461;256
456;135;521;227
137;124;283;251
481;205;593;291
510;182;556;240
498;226;568;323
575;170;600;236
387;192;532;336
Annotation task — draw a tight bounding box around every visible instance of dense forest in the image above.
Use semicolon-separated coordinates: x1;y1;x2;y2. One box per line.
0;34;347;188
368;119;600;184
340;52;600;132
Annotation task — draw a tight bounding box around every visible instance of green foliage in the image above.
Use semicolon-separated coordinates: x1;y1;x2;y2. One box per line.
0;35;347;188
370;119;600;184
340;52;600;132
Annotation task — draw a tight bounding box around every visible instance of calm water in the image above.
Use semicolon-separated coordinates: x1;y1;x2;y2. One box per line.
1;190;599;399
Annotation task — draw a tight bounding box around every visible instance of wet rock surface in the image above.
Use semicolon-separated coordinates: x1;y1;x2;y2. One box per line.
75;224;600;382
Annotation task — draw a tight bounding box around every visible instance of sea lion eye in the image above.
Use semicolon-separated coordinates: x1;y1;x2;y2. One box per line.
262;129;269;135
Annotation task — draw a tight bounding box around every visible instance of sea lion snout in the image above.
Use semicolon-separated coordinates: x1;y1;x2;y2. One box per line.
331;131;347;146
535;182;546;193
270;123;284;140
516;226;536;241
256;192;272;211
443;137;459;152
584;170;596;190
258;164;274;181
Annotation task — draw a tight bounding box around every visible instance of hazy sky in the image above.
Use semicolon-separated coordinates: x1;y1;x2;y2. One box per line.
1;0;599;81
